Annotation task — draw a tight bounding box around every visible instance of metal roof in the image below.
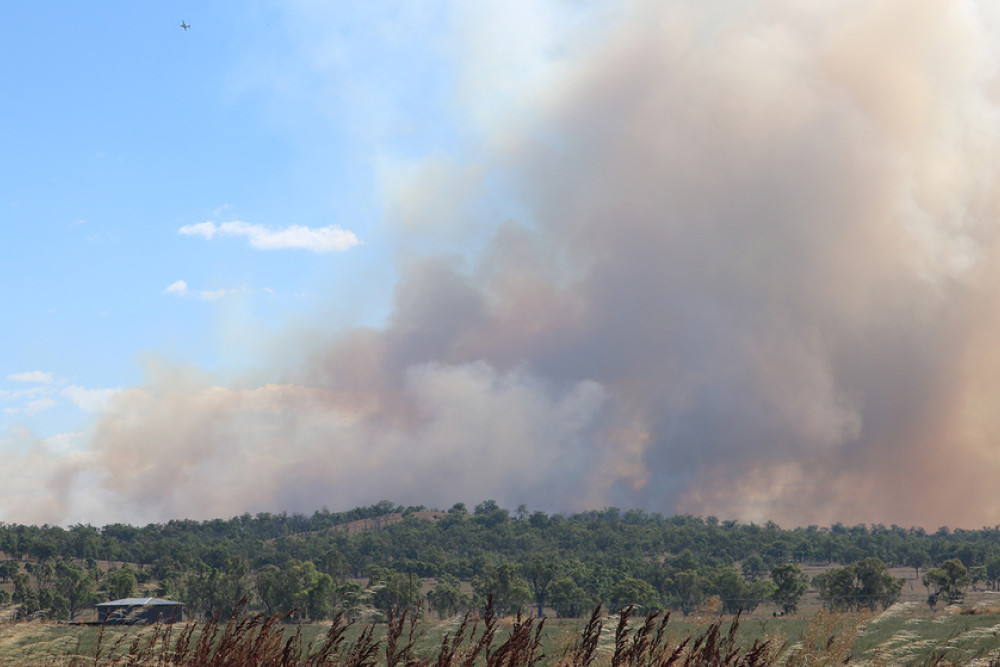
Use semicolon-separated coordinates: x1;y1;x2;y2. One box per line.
97;597;184;607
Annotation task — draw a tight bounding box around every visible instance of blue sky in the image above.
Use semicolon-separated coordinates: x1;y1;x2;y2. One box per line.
2;2;465;440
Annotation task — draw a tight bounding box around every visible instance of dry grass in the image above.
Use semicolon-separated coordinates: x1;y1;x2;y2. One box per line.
0;598;781;667
4;600;1000;666
777;609;869;667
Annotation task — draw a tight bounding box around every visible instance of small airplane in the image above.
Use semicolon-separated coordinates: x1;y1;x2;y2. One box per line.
180;20;190;31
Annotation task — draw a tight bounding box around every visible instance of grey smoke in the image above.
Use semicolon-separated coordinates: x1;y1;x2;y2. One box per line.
11;0;1000;528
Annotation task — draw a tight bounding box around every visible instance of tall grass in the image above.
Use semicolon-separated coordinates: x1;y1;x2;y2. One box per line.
36;599;776;667
4;600;1000;665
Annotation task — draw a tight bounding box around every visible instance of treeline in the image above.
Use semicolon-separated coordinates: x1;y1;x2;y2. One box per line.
1;500;999;622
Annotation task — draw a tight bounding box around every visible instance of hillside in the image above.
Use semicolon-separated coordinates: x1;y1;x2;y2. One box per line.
2;501;1000;623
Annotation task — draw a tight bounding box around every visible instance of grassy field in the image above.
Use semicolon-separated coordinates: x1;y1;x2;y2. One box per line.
3;601;1000;666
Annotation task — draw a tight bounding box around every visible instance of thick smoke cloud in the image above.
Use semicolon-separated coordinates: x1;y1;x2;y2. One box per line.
14;0;1000;527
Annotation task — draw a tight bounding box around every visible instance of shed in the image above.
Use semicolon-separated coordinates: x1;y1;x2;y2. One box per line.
96;597;184;624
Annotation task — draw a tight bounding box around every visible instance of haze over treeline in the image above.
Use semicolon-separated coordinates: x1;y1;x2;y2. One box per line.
6;1;1000;528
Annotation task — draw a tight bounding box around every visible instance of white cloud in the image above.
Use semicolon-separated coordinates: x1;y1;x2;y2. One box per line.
24;397;57;416
164;279;189;296
178;221;361;252
177;221;218;240
7;371;57;384
62;386;120;413
199;289;229;301
163;280;230;301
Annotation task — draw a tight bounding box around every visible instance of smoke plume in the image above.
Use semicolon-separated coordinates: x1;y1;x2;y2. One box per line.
14;0;1000;528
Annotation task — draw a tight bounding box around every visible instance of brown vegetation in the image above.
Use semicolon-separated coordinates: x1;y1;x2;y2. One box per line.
4;598;780;667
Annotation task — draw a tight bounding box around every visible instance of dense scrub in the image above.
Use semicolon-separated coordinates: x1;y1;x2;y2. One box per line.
2;501;1000;621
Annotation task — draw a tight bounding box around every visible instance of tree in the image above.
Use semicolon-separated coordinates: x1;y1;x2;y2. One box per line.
548;577;590;618
666;570;704;616
184;568;224;618
474;500;500;515
813;567;854;612
320;548;349;582
0;560;19;584
306;571;335;620
427;575;468;618
713;568;748;615
903;545;930;579
922;558;970;609
606;577;659;614
54;561;98;621
289;561;334;620
472;500;509;528
745;580;776;614
852;558;904;611
524;555;558;617
970;565;987;591
334;581;364;620
741;554;767;582
255;565;296;617
218;558;254;618
814;558;902;612
103;566;137;601
373;571;421;614
184;559;252;619
986;555;1000;591
771;564;808;615
12;571;39;617
472;562;531;616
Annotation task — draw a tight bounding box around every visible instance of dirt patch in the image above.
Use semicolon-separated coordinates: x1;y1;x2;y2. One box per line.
324;511;446;536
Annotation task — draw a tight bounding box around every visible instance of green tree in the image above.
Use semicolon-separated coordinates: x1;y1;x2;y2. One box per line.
903;545;930;579
103;565;137;601
713;568;748;615
255;564;296;617
985;555;1000;591
427;575;468;618
813;567;855;612
606;576;659;614
183;559;252;619
218;558;253;618
745;580;776;613
184;568;223;618
334;581;364;620
671;570;703;616
524;555;558;617
852;557;904;611
548;577;590;618
472;562;531;616
0;560;19;584
472;500;509;528
306;572;335;620
372;570;421;614
922;558;970;609
12;571;39;617
970;565;987;591
741;554;767;582
54;561;98;621
290;561;334;620
771;564;808;615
